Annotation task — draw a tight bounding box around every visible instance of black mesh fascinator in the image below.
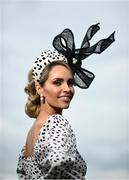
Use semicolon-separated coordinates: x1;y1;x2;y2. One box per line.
53;23;115;89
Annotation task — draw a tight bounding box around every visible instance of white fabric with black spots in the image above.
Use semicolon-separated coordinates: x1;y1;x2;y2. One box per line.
17;114;87;179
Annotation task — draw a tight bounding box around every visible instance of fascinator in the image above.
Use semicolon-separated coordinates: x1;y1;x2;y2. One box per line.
32;23;115;88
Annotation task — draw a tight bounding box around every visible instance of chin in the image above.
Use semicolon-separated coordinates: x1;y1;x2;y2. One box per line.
54;101;71;110
62;103;70;109
63;106;69;109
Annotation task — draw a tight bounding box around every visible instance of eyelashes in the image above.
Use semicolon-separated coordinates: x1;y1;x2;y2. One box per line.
53;80;62;86
53;79;74;87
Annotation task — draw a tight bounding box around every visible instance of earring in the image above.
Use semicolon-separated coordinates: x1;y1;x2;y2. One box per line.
40;95;45;104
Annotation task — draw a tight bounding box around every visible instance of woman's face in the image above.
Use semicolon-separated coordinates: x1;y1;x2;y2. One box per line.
41;65;75;112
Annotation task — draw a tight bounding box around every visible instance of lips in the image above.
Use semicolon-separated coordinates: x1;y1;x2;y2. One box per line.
58;95;72;101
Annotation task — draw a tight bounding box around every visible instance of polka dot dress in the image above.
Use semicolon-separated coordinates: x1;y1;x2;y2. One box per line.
17;114;87;179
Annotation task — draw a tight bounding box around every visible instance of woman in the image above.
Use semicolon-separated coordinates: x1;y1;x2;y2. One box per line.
17;58;87;179
17;24;115;179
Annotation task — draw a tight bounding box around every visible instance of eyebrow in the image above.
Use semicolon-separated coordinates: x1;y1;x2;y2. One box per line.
52;78;73;81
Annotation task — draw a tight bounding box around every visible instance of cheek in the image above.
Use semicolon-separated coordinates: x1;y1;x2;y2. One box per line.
44;88;59;100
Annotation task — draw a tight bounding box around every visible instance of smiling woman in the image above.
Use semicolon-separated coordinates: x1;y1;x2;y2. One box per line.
16;26;115;179
17;57;87;179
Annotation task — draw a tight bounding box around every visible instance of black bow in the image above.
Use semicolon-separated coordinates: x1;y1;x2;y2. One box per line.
53;23;115;89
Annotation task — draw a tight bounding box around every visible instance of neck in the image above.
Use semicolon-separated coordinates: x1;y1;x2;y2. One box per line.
40;104;62;116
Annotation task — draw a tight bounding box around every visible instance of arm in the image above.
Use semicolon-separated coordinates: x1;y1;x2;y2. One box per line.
37;115;78;179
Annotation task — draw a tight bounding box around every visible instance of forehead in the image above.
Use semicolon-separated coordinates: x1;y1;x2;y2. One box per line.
48;65;73;79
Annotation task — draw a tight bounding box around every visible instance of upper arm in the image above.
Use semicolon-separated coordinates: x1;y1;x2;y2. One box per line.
46;116;76;163
38;116;77;178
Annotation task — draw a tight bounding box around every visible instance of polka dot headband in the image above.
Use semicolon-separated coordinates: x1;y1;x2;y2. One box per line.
32;23;115;88
32;49;67;83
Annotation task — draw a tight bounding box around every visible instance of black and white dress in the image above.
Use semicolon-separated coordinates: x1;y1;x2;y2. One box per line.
17;114;87;179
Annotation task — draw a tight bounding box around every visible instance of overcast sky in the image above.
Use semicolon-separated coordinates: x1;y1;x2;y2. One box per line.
0;0;129;179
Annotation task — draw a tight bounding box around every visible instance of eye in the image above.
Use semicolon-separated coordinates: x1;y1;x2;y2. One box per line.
53;80;62;86
68;79;74;87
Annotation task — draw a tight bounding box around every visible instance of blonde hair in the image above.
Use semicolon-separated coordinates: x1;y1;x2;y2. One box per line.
24;61;73;118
